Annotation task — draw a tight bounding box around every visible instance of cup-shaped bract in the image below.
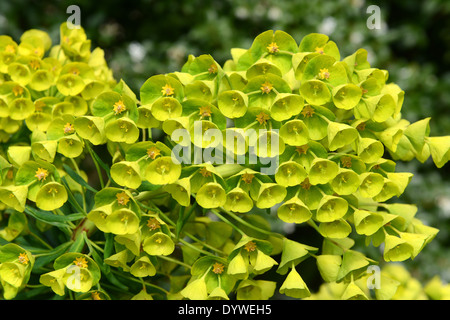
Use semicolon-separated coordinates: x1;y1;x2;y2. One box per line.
163;177;191;207
275;161;307;187
255;183;287;209
279;267;311;299
353;209;385;236
359;172;385;198
332;83;362;110
327;121;359;151
151;97;183;121
341;282;369;300
130;256;156;278
35;182;68;211
383;234;414;262
105;117;139;144
111;161;142;189
73;116;106;145
330;168;360;195
316;255;342;283
0;185;28;212
279;119;309;146
357;137;384;163
277;196;311;224
143;232;175;256
144;156;182;185
299;79;331;106
308;158;339;185
270;93;303;122
196;182;227;209
57;134;84;158
87;204;114;233
31;140;58;162
105;208;140;235
217;90;248;119
223;187;253;213
316;195;349;223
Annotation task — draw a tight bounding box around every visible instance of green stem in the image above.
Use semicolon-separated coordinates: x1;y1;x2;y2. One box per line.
28;232;53;250
158;255;192;269
86;142;105;189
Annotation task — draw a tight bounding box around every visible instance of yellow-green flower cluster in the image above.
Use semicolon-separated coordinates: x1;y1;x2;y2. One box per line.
0;26;448;300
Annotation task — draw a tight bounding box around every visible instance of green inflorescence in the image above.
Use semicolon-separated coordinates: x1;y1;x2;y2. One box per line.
0;24;448;300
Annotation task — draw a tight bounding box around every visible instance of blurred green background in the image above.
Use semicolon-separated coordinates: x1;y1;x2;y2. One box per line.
1;0;449;291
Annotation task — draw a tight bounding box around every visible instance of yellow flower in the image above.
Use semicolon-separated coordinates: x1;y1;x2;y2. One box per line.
113;100;127;115
244;241;257;252
300;178;312;190
34;100;45;112
73;257;88;269
69;67;80;76
256;112;270;125
341;156;353;168
12;85;24;97
161;84;175;96
260;81;273;94
91;292;102;300
199;167;212;177
296;144;309;155
318;68;330;80
116;191;130;206
63;123;75;134
241;173;255;184
18;253;29;265
147;217;161;231
208;64;218;74
5;44;15;54
301;105;315;118
147;146;161;160
315;47;325;54
267;42;279;54
212;262;225;274
29;59;40;70
199;106;212;118
35;168;49;181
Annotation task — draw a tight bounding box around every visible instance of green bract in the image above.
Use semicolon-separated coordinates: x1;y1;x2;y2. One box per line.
0;25;447;301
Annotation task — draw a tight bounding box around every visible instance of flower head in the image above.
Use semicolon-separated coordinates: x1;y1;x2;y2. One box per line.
315;47;325;54
63;123;75;134
29;59;40;70
199;167;212;177
301;105;315;118
116;191;130;206
147;217;161;231
341;156;353;168
147;146;161;160
12;85;23;97
113;100;126;115
35;168;49;181
300;178;312;190
260;81;273;94
244;241;257;252
199;106;212;118
267;42;279;54
208;64;218;74
161;84;175;96
296;145;309;155
18;253;29;265
241;173;255;184
318;68;330;80
256;112;270;125
212;262;225;274
73;257;88;269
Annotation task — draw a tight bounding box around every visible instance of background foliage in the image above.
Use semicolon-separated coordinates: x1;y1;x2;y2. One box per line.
0;0;448;293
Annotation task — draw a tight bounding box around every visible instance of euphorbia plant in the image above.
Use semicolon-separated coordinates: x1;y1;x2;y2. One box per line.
0;23;448;300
